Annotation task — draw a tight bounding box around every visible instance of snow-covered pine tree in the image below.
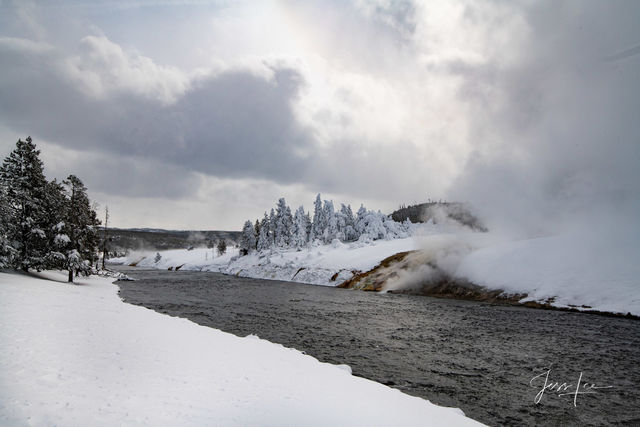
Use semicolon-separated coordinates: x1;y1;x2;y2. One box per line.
257;212;271;251
240;220;256;256
292;206;308;248
284;205;294;247
0;185;14;267
323;200;337;243
305;212;312;244
354;204;368;239
42;179;68;271
269;208;277;245
340;204;357;241
253;219;260;250
274;198;290;247
311;193;324;242
60;175;101;282
0;137;50;271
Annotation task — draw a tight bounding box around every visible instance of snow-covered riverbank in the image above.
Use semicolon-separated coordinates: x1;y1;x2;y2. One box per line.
111;225;640;317
112;236;424;286
0;270;482;426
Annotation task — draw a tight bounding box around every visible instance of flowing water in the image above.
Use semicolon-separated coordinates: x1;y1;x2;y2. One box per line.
114;266;640;426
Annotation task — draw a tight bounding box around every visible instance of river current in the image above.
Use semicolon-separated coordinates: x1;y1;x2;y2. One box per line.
114;266;640;426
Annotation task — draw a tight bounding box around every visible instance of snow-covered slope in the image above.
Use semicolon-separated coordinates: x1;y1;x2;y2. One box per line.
111;237;423;285
0;271;482;426
455;232;640;315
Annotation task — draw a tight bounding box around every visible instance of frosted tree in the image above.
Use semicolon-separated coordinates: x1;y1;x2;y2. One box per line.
311;193;325;242
323;200;337;243
269;208;277;245
305;212;312;242
0;185;14;267
274;198;291;247
354;204;368;239
340;204;357;241
253;219;261;250
240;220;257;255
0;137;50;271
292;206;308;248
257;212;271;251
284;205;294;246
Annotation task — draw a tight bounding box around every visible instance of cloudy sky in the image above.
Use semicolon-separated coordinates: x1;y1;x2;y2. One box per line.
1;0;638;232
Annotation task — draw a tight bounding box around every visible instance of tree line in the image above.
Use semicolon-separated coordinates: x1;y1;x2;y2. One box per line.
239;194;412;255
0;137;101;282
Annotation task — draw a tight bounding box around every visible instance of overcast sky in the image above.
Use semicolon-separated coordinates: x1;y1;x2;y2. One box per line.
1;0;638;232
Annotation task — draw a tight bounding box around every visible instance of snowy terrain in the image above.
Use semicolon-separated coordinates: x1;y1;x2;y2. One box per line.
0;271;482;426
455;231;640;315
111;221;640;316
110;228;435;286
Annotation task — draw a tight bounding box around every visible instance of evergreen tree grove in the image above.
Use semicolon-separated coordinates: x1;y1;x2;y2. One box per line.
0;138;101;278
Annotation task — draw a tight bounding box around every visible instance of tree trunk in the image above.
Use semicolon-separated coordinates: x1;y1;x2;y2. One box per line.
68;269;73;283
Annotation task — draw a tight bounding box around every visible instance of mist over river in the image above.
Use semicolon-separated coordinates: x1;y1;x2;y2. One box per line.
115;266;640;426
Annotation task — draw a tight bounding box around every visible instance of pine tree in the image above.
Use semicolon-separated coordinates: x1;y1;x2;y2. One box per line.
354;204;368;239
305;212;312;243
257;212;271;251
274;198;291;247
311;193;324;242
0;137;50;271
240;220;257;256
43;179;68;270
323;200;336;243
284;205;294;246
217;239;227;256
60;175;101;282
253;219;260;250
292;206;308;248
0;185;14;267
340;204;357;241
269;208;276;245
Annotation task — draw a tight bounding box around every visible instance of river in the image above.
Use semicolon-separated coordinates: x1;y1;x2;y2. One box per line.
114;266;640;426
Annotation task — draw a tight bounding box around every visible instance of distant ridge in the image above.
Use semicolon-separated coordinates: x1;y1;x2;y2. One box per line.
102;228;241;254
390;202;487;232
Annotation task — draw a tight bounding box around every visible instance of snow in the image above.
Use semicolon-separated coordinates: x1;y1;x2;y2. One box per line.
454;231;640;316
0;271;482;426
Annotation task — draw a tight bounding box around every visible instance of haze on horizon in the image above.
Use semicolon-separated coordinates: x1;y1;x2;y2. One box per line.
1;0;638;234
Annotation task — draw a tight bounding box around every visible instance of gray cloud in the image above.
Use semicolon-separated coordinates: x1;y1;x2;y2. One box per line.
0;37;316;188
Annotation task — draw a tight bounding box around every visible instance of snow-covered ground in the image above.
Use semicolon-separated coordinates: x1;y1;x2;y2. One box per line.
0;271;482;426
110;222;640;316
111;235;425;286
455;231;640;315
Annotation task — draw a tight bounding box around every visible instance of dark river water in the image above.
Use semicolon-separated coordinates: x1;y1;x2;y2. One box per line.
114;266;640;426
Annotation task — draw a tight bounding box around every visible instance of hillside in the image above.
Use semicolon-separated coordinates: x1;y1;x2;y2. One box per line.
102;228;241;256
391;202;487;232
